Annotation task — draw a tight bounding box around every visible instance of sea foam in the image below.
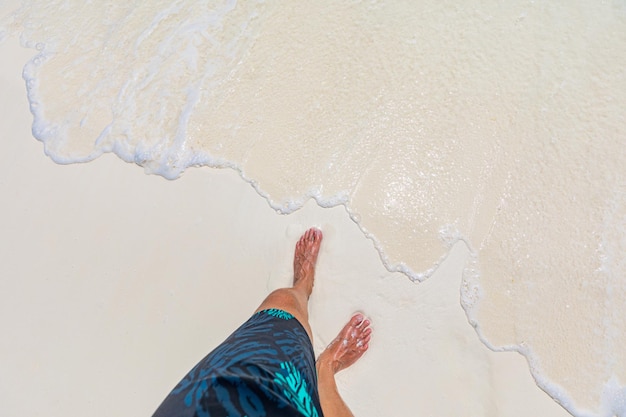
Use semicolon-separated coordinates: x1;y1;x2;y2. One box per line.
3;1;626;416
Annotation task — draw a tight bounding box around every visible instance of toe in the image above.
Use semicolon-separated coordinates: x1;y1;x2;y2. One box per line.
351;313;364;326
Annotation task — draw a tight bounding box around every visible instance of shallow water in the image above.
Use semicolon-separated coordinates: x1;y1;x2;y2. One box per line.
2;1;626;415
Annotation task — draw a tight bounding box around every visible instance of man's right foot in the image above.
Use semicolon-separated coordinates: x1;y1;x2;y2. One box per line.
317;314;372;374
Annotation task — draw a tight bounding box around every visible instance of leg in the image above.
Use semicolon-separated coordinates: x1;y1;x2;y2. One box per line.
155;228;326;417
255;227;322;340
316;314;372;417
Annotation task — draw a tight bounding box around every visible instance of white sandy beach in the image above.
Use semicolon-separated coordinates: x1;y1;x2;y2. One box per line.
3;1;626;416
0;36;574;417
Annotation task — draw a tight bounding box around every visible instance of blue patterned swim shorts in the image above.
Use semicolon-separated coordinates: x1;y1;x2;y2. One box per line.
153;309;323;417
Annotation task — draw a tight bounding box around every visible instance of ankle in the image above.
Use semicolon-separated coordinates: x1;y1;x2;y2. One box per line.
316;353;340;375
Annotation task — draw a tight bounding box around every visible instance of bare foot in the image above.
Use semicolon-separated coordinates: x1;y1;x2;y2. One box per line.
293;228;323;298
318;314;372;374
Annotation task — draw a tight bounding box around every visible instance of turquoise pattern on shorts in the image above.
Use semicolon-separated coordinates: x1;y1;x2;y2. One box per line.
274;361;319;417
263;308;295;320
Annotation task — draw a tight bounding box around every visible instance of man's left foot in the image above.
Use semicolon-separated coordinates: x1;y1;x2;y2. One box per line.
293;228;323;298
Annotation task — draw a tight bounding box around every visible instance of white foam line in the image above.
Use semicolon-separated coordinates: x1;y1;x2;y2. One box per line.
461;249;626;417
158;141;463;283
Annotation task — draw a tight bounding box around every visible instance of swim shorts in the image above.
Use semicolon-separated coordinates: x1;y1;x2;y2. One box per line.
153;309;323;417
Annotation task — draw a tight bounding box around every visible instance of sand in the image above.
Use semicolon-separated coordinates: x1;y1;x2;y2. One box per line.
0;36;574;417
